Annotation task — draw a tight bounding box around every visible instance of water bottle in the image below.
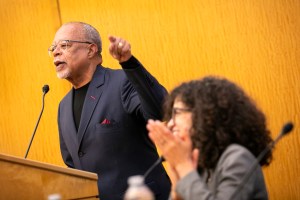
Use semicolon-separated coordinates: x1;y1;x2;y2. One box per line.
47;193;61;200
124;175;154;200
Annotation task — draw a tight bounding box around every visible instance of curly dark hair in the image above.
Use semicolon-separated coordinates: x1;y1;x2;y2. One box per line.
163;76;273;170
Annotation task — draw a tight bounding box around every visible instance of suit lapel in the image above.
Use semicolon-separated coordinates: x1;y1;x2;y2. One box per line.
59;90;83;168
63;90;79;148
77;66;106;145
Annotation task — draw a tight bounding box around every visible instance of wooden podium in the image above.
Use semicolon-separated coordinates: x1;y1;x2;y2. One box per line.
0;153;99;199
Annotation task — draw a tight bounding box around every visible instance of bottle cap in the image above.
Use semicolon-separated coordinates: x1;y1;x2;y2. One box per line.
128;175;145;186
47;194;61;200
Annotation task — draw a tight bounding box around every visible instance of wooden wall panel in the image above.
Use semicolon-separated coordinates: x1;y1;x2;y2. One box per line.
0;0;68;166
0;0;299;199
58;0;300;199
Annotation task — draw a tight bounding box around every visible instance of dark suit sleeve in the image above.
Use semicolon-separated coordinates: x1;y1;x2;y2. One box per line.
58;104;74;168
120;56;168;120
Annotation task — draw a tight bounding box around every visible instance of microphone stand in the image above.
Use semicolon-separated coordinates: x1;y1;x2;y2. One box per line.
144;156;165;179
24;85;49;158
230;122;293;200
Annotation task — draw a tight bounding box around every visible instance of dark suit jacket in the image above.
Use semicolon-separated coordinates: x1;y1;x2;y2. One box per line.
58;56;171;200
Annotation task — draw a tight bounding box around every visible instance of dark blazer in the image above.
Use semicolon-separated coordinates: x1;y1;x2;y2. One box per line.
58;56;171;200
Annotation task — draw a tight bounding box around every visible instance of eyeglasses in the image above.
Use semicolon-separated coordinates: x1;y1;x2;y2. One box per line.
48;40;92;57
171;107;192;121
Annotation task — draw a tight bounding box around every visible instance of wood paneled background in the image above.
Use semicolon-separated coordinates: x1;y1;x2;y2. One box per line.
0;0;299;199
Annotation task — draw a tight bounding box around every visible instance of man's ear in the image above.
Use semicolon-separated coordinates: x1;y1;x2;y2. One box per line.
87;43;99;58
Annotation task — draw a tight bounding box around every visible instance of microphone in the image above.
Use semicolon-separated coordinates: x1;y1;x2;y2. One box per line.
230;122;294;200
43;84;50;94
24;84;50;158
144;156;165;179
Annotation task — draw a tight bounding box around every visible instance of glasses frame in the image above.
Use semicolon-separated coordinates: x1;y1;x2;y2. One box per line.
48;40;93;57
171;107;192;122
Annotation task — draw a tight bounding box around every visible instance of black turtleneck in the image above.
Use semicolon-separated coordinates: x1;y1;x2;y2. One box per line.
73;82;90;130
